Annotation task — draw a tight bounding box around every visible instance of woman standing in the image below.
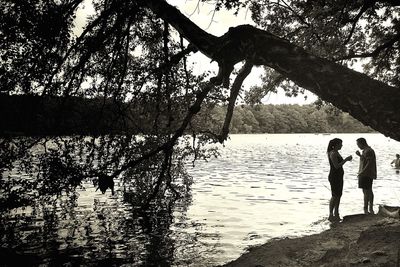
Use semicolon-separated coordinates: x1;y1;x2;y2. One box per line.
327;138;352;222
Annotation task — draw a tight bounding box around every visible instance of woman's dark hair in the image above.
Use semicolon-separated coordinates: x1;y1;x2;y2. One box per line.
327;138;342;153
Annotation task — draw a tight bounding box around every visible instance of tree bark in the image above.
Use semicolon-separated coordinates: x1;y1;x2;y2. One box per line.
145;0;400;141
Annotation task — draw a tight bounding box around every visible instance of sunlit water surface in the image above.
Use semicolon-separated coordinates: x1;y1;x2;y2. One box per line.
1;133;400;266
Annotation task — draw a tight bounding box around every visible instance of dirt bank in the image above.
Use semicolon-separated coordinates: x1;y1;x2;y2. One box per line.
222;213;400;267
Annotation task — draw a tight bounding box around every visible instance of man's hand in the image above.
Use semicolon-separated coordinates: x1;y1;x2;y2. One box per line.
356;150;361;157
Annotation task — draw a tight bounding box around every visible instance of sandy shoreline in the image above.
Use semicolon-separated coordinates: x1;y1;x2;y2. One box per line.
222;212;400;267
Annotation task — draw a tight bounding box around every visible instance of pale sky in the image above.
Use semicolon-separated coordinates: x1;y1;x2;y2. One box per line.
74;0;318;104
73;0;95;36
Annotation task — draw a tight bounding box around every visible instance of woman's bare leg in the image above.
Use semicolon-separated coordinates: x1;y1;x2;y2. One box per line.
334;197;341;218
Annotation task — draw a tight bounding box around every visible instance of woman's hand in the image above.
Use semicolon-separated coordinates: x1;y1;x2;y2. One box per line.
345;155;353;161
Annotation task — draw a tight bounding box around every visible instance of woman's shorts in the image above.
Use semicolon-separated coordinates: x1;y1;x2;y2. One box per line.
358;176;373;189
329;178;343;197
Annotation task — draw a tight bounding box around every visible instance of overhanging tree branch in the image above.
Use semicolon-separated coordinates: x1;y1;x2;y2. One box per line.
219;60;253;142
108;75;217;179
145;0;400;141
144;0;219;58
343;0;373;45
337;33;400;60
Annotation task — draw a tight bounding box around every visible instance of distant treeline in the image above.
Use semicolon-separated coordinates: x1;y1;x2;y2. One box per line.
0;94;373;136
200;104;373;134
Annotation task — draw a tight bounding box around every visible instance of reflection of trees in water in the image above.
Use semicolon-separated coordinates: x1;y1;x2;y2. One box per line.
0;134;217;207
0;83;221;264
0;162;218;265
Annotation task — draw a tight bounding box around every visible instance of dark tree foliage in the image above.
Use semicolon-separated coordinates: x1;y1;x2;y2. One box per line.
0;0;219;207
0;0;399;207
245;0;400;102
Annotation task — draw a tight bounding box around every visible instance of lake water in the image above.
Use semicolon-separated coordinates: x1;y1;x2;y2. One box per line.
1;133;400;266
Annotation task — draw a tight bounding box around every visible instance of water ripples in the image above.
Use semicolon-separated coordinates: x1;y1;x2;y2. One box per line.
1;133;400;266
184;133;400;266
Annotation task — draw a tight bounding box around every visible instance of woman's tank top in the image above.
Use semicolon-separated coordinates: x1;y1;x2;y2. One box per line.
328;152;344;180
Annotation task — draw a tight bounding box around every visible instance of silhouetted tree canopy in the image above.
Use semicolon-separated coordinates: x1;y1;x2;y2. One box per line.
0;0;399;205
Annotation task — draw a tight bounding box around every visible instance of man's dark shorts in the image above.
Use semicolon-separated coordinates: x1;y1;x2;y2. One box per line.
358;176;373;189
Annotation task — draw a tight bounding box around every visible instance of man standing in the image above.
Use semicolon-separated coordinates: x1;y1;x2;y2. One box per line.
356;138;377;214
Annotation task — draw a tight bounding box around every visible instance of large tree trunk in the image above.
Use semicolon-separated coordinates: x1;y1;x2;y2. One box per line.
145;1;400;141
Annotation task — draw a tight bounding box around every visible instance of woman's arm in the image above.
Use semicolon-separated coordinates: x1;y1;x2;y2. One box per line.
329;152;350;169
